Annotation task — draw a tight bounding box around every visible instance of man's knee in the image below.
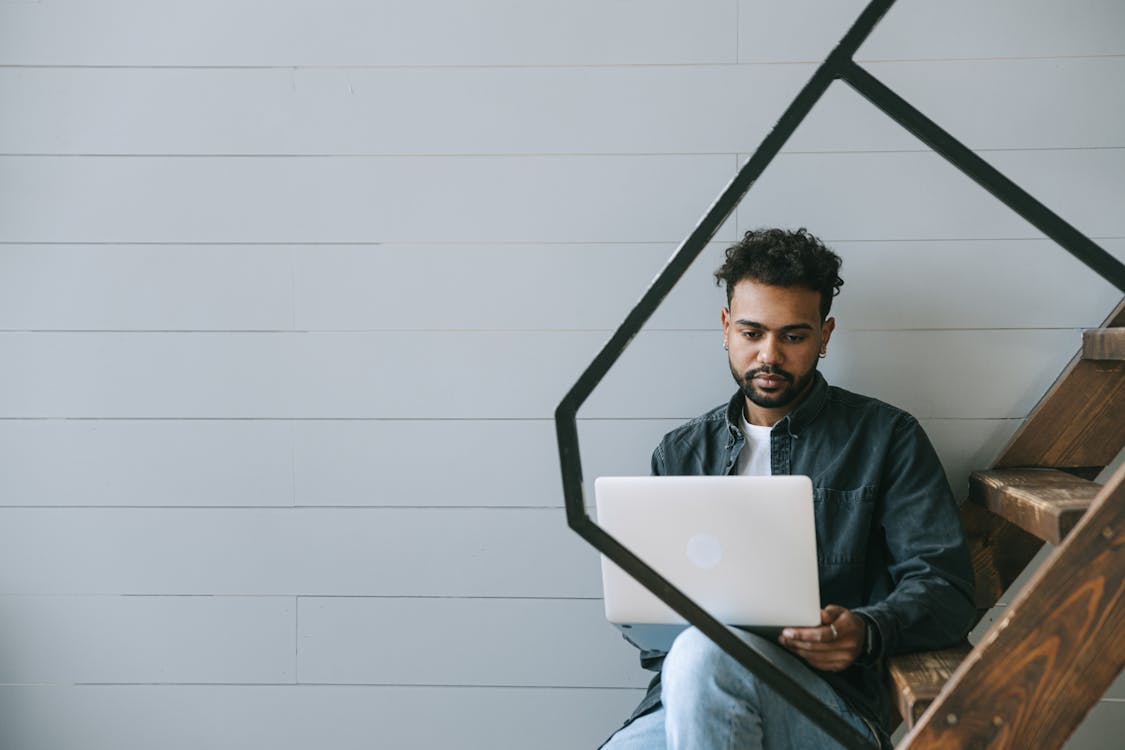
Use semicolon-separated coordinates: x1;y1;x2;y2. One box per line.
664;626;777;682
664;627;721;682
664;626;767;690
661;627;769;737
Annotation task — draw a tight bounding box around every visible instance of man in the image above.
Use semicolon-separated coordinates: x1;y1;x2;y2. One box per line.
599;228;976;749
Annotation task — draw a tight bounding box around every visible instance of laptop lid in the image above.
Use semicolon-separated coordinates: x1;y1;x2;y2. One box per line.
595;475;820;648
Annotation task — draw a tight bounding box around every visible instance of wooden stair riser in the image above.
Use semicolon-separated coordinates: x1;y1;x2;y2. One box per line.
998;302;1125;470
997;358;1125;469
960;503;1043;614
888;645;972;728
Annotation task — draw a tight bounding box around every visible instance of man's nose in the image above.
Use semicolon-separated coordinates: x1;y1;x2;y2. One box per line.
757;336;782;364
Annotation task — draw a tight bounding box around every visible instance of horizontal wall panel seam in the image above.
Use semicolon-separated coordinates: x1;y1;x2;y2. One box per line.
0;417;1030;421
0;327;1097;333
2;55;1123;69
58;682;642;690
0;684;646;691
0;58;1119;72
3;148;1123;158
3;237;1124;245
3;149;1123;157
0;594;603;602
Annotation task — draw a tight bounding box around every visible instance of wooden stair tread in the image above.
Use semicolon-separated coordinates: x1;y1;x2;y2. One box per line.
1083;327;1125;360
969;469;1099;545
887;643;972;728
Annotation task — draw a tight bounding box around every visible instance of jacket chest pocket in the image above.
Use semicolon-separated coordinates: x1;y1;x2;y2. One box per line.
813;486;876;563
813;486;877;602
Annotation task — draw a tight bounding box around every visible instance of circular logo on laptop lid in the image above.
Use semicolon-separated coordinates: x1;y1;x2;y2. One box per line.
686;533;722;569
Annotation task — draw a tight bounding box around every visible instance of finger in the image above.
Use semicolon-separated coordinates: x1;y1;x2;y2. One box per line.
798;646;855;664
784;646;853;672
777;641;857;671
783;639;855;654
780;628;860;650
823;604;846;621
781;625;837;643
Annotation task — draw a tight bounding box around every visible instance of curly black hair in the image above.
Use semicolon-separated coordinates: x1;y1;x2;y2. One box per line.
714;227;843;320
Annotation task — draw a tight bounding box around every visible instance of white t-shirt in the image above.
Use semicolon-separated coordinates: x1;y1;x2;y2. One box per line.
736;414;773;476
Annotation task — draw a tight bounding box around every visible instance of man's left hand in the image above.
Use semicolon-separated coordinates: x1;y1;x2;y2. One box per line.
778;605;864;672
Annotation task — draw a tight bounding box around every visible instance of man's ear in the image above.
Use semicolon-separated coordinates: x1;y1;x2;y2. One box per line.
821;316;836;347
721;306;731;339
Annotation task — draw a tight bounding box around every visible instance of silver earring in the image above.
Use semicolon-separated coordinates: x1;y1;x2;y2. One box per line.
723;342;729;350
818;352;827;358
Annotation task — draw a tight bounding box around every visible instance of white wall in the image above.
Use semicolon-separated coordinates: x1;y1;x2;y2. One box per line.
0;1;1122;748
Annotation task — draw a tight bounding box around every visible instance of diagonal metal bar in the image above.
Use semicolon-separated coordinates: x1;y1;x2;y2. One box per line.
555;2;901;748
840;61;1125;293
559;0;1124;745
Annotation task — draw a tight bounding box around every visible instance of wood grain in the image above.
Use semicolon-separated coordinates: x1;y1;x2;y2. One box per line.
998;302;1125;470
888;644;973;727
960;503;1044;612
969;469;1099;545
996;359;1125;469
1083;328;1125;361
902;464;1125;749
965;302;1124;611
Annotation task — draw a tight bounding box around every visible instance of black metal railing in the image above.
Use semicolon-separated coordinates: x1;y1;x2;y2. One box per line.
555;0;1125;747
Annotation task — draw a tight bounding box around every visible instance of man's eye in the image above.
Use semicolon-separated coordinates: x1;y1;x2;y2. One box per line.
785;335;806;343
741;331;761;339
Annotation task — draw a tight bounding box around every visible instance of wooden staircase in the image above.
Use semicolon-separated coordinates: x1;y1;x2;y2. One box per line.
886;301;1125;749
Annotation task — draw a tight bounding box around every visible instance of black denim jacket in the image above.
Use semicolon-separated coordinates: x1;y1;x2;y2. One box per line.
629;371;976;733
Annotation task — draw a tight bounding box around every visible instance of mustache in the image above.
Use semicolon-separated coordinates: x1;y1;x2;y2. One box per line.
744;365;795;383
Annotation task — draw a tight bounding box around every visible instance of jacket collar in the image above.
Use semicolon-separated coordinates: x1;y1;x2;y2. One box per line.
725;370;830;437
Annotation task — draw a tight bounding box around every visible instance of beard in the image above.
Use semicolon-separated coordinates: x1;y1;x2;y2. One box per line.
730;362;819;410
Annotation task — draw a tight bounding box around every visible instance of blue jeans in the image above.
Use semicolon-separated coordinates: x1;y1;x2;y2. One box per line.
600;628;879;749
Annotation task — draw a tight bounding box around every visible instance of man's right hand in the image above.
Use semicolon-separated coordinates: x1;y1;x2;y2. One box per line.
777;605;865;672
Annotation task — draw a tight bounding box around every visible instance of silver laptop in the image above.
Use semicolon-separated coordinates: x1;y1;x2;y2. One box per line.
595;475;820;651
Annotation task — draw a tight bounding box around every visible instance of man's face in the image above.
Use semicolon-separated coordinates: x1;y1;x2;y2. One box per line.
721;280;835;420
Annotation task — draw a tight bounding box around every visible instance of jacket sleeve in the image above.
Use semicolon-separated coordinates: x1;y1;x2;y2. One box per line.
650;440;667;477
852;414;977;658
